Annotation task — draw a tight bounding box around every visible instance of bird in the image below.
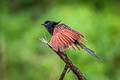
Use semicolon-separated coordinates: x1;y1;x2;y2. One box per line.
41;20;100;59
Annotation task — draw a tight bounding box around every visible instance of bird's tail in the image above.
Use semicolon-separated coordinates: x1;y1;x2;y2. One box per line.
78;42;100;60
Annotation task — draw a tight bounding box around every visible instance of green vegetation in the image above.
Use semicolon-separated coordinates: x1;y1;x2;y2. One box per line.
0;0;120;80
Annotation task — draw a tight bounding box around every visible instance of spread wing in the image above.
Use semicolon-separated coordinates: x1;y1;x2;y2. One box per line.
49;24;100;60
50;24;85;51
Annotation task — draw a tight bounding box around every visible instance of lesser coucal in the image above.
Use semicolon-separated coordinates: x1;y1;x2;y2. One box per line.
41;20;99;59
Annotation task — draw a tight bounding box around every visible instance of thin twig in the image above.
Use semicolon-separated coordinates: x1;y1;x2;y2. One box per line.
40;38;86;80
59;64;69;80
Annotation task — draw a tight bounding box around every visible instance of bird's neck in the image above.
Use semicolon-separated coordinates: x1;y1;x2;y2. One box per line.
47;27;53;35
46;24;59;35
46;25;55;35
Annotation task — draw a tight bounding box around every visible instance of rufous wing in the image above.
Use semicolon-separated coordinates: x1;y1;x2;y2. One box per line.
50;29;84;51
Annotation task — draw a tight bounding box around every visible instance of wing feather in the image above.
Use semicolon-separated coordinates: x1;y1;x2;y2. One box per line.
50;28;84;51
50;32;70;51
64;30;79;40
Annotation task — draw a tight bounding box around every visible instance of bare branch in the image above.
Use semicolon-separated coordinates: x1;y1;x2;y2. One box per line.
40;38;86;80
59;64;69;80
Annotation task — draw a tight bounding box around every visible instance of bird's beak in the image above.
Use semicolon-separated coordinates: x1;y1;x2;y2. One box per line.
41;23;46;26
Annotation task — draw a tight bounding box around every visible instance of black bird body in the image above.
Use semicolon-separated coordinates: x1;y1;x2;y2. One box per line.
42;20;99;59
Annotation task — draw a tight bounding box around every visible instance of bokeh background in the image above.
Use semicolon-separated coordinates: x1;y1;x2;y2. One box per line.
0;0;120;80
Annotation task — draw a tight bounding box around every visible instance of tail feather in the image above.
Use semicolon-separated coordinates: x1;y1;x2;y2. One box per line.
78;43;100;60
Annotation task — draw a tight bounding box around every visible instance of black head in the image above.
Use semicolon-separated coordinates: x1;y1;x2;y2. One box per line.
41;20;60;35
41;20;60;28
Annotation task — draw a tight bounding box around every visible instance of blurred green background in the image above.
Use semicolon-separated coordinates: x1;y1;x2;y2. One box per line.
0;0;120;80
